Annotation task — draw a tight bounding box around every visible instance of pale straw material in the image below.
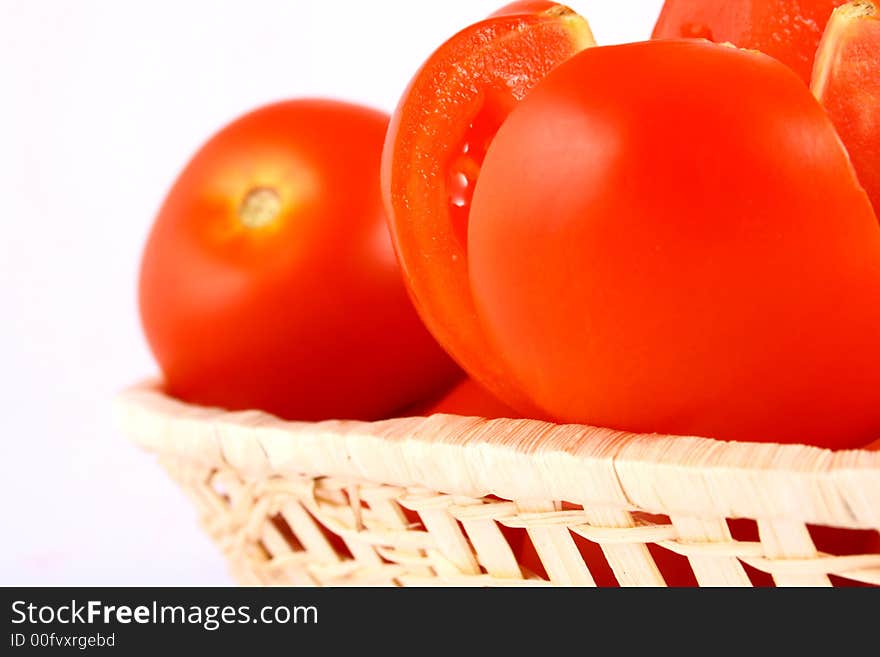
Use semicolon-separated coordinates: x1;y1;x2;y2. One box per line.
116;381;880;587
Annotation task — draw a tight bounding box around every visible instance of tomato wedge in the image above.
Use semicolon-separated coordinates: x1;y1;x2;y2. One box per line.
653;0;847;83
381;3;595;412
812;1;880;216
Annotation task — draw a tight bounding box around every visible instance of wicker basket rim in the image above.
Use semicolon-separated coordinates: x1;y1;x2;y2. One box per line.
115;380;880;529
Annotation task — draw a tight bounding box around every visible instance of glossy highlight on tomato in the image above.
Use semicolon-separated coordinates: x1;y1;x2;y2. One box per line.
381;2;595;413
468;40;880;448
139;99;461;422
653;0;847;83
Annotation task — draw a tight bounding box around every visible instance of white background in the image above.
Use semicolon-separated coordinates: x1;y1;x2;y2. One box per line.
0;0;663;585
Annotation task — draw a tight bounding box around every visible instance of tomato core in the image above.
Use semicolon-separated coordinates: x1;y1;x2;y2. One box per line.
238;186;282;229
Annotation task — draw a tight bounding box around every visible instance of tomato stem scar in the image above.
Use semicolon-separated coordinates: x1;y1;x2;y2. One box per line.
238;186;281;228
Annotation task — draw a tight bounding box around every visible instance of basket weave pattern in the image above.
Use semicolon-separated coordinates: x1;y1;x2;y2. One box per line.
117;383;880;587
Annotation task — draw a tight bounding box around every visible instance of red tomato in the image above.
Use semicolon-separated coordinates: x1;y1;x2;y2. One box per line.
139;100;461;421
381;3;595;413
468;40;880;448
812;1;880;216
653;0;847;84
408;377;522;419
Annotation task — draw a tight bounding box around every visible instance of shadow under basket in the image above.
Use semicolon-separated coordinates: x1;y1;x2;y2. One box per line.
115;382;880;587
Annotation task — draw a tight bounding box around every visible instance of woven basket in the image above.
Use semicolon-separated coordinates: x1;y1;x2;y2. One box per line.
115;381;880;587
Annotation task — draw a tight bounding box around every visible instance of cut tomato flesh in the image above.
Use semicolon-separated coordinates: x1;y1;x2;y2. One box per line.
812;1;880;216
446;90;517;254
381;4;594;411
653;0;848;84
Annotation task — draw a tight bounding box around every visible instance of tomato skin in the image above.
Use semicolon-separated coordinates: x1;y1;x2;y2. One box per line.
469;40;880;448
139;100;461;422
381;4;594;414
407;377;522;419
653;0;847;84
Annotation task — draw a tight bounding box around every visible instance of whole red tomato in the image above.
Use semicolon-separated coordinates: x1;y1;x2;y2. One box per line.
468;40;880;448
139;99;460;421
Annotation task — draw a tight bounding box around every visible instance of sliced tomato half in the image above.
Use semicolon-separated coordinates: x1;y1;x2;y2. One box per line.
381;3;595;413
812;0;880;216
